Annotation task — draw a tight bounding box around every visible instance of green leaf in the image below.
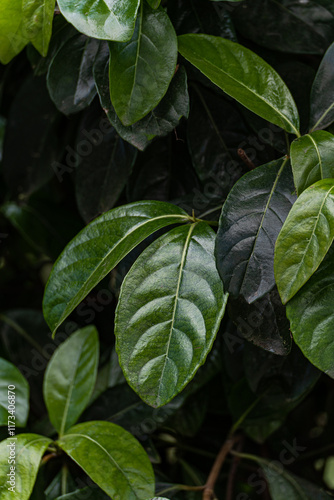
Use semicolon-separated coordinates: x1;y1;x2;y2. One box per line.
310;41;334;131
43;201;190;334
291;131;334;195
215;157;296;303
43;326;99;436
57;421;155;499
57;0;140;42
109;2;178;125
0;357;29;427
23;0;56;56
275;178;334;304
47;35;99;115
55;488;110;500
146;0;161;8
287;246;334;377
178;34;300;136
0;0;29;64
0;434;52;500
115;222;228;407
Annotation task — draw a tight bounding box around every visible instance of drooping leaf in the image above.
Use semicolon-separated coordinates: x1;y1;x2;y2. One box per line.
43;201;190;334
57;421;155;499
178;34;300;135
109;2;178;125
275;178;334;304
43;326;99;436
215;157;296;303
115;222;228;407
47;35;99;115
22;0;56;56
0;357;30;427
57;0;140;42
290;131;334;195
0;434;52;500
310;41;334;131
0;0;29;64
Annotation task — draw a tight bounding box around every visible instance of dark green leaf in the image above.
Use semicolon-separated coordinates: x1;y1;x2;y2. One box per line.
291;131;334;195
0;357;29;427
23;0;55;56
47;35;99;115
57;421;155;499
115;222;228;407
215;157;296;303
43;326;99;436
310;41;334;131
109;2;177;125
178;34;300;135
275;178;334;304
55;488;109;500
57;0;140;42
43;201;190;334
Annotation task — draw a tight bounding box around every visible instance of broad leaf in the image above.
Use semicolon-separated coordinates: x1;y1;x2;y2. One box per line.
23;0;55;56
43;326;99;436
178;34;300;136
57;421;155;499
115;222;228;407
47;35;99;115
109;2;178;125
0;357;29;427
0;434;52;500
275;178;334;304
215;158;296;303
43;201;190;334
310;41;334;131
0;0;29;64
291;131;334;195
287;247;334;378
57;0;140;42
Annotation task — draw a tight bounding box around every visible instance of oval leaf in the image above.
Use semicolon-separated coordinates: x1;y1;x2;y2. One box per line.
178;34;300;135
115;222;228;408
215;157;296;303
57;421;155;499
43;201;190;334
0;434;52;500
310;41;334;131
0;0;29;64
109;2;177;125
57;0;140;42
291;131;334;195
0;357;30;427
23;0;55;56
275;178;334;304
43;326;99;436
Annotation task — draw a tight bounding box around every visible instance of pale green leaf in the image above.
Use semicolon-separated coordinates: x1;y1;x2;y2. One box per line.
0;358;29;427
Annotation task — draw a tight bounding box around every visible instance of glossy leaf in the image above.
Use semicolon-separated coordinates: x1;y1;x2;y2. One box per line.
57;421;155;499
43;201;190;334
43;326;99;436
47;35;99;115
275;179;334;304
23;0;55;56
215;157;296;303
0;0;29;64
0;357;29;427
291;131;334;195
178;34;300;135
0;434;52;500
109;2;178;125
115;222;228;407
57;0;140;42
287;247;334;378
310;41;334;131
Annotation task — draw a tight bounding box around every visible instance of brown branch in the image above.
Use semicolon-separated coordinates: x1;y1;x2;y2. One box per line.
226;436;244;500
237;148;256;170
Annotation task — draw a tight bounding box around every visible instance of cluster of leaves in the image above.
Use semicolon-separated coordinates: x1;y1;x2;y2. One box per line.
1;0;334;499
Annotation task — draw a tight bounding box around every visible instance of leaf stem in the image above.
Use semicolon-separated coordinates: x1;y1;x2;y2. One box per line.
228;395;262;436
61;465;68;496
0;313;48;358
198;205;223;219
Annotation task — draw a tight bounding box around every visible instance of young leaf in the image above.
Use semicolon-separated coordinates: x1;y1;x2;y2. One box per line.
115;222;228;407
109;2;178;125
146;0;161;7
0;357;30;427
57;0;140;42
43;326;99;436
0;0;29;64
275;178;334;304
215;158;296;303
178;34;300;136
291;131;334;195
22;0;55;56
310;41;334;131
0;434;52;500
47;35;99;116
57;421;155;499
43;201;190;334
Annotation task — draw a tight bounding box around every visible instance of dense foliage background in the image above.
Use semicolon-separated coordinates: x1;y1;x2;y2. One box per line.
1;0;334;499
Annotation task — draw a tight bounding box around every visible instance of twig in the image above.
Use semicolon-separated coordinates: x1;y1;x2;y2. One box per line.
226;436;244;500
237;148;255;170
